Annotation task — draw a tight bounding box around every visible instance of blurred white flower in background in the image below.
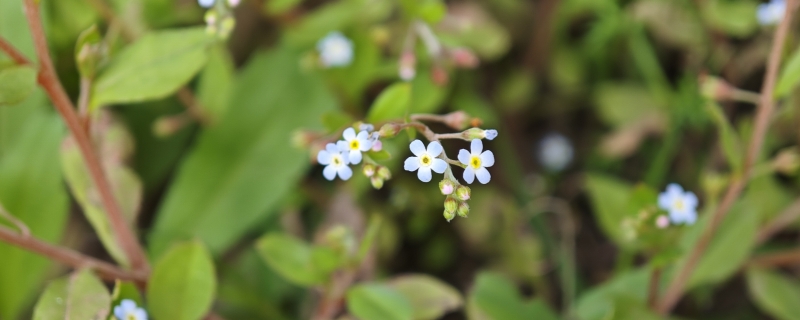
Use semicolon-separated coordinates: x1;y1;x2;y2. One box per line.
757;0;785;25
317;32;354;68
538;133;573;172
198;0;215;8
658;183;698;225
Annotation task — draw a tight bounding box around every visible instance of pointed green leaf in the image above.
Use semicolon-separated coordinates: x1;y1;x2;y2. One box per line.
746;268;800;320
705;101;742;172
147;241;217;320
32;269;111;320
584;173;633;247
255;232;326;286
346;283;413;320
367;83;411;123
388;274;463;320
91;27;212;108
776;45;800;98
197;44;234;121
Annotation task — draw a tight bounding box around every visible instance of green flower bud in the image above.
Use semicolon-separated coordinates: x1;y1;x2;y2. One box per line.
443;209;455;222
439;180;455;195
363;164;376;177
463;128;484;140
455;185;471;201
377;166;391;180
379;123;402;138
444;197;458;215
457;202;469;218
370;176;384;189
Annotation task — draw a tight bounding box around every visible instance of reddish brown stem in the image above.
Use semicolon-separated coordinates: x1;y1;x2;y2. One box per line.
0;225;145;283
22;0;149;272
749;248;800;268
656;1;798;314
0;36;31;65
648;268;662;309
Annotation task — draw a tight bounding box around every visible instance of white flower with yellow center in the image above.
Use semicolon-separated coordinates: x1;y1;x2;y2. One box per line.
114;299;148;320
336;127;372;164
317;31;354;67
657;183;698;225
458;139;494;184
317;143;352;181
404;140;447;182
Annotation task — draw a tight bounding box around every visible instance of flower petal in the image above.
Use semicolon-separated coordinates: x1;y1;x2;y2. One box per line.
476;167;491;184
134;309;149;320
458;149;470;165
684;192;698;208
470;139;483;155
357;132;373;151
114;306;125;320
336;140;349;152
338;165;353;180
417;166;432;182
657;192;673;211
317;150;331;165
463;167;475;184
666;183;683;196
480;151;495;167
121;300;137;310
325;143;339;154
431;158;447;173
409;139;426;156
343;127;356;141
323;165;337;181
404;157;421;171
349;150;362;164
427;141;443;156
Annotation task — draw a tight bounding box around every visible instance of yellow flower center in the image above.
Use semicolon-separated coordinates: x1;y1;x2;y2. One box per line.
673;199;684;211
127;314;137;320
350;140;360;150
469;155;481;169
332;155;343;166
420;155;432;166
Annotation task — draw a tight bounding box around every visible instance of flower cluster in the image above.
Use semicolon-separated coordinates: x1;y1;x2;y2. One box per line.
200;0;239;39
313;112;497;221
114;299;148;320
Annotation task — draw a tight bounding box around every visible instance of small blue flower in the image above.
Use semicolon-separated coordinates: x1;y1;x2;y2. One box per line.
198;0;215;8
757;0;786;26
658;183;698;225
317;32;354;68
114;299;148;320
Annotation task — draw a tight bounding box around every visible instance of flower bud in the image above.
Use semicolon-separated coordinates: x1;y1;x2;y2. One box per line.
457;202;469;218
431;65;449;86
379;123;402;138
442;111;469;130
359;123;375;133
439;180;455;195
377;166;391;180
371;176;384;189
153;115;188;138
371;140;383;152
655;215;670;229
455;185;471;201
363;164;376;177
444;197;458;215
444;209;455;222
463;128;484;140
483;129;498;140
450;47;479;69
399;51;416;81
699;73;733;101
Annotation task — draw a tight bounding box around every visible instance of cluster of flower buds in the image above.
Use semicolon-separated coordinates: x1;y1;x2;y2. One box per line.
440;180;471;221
363;163;391;189
200;0;239;39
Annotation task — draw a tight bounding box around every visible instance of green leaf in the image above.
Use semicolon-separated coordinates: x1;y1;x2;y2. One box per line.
60;119;143;267
366;150;391;161
111;280;143;307
746;268;800;320
148;48;336;257
0;94;69;319
593;83;661;128
776;45;800;98
677;200;760;289
705;102;742;172
74;25;103;78
468;272;558;320
32;269;111;320
0;65;37;106
91;27;212;109
197;44;235;121
388;274;463;320
584;173;634;247
575;268;649;320
321;111;354;133
367;83;411;122
264;0;303;15
346;283;414;320
701;0;758;37
147;241;217;320
409;69;450;114
255;233;325;286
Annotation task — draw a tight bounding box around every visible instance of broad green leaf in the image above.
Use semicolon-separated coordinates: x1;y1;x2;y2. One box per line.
255;233;326;286
468;271;557;320
147;241;217;320
409;69;450;114
91;27;212;109
676;200;760;289
705;102;742;172
388;274;463;320
197;44;235;121
148;48;336;257
776;45;800;98
0;65;37;106
366;150;391;161
575;268;649;320
346;283;414;320
321;111;354;133
32;269;111;320
746;268;800;320
701;0;758;37
584;173;633;247
111;280;144;307
593;83;661;128
367;83;411;122
0;95;69;319
60;118;143;267
630;0;705;52
264;0;303;15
